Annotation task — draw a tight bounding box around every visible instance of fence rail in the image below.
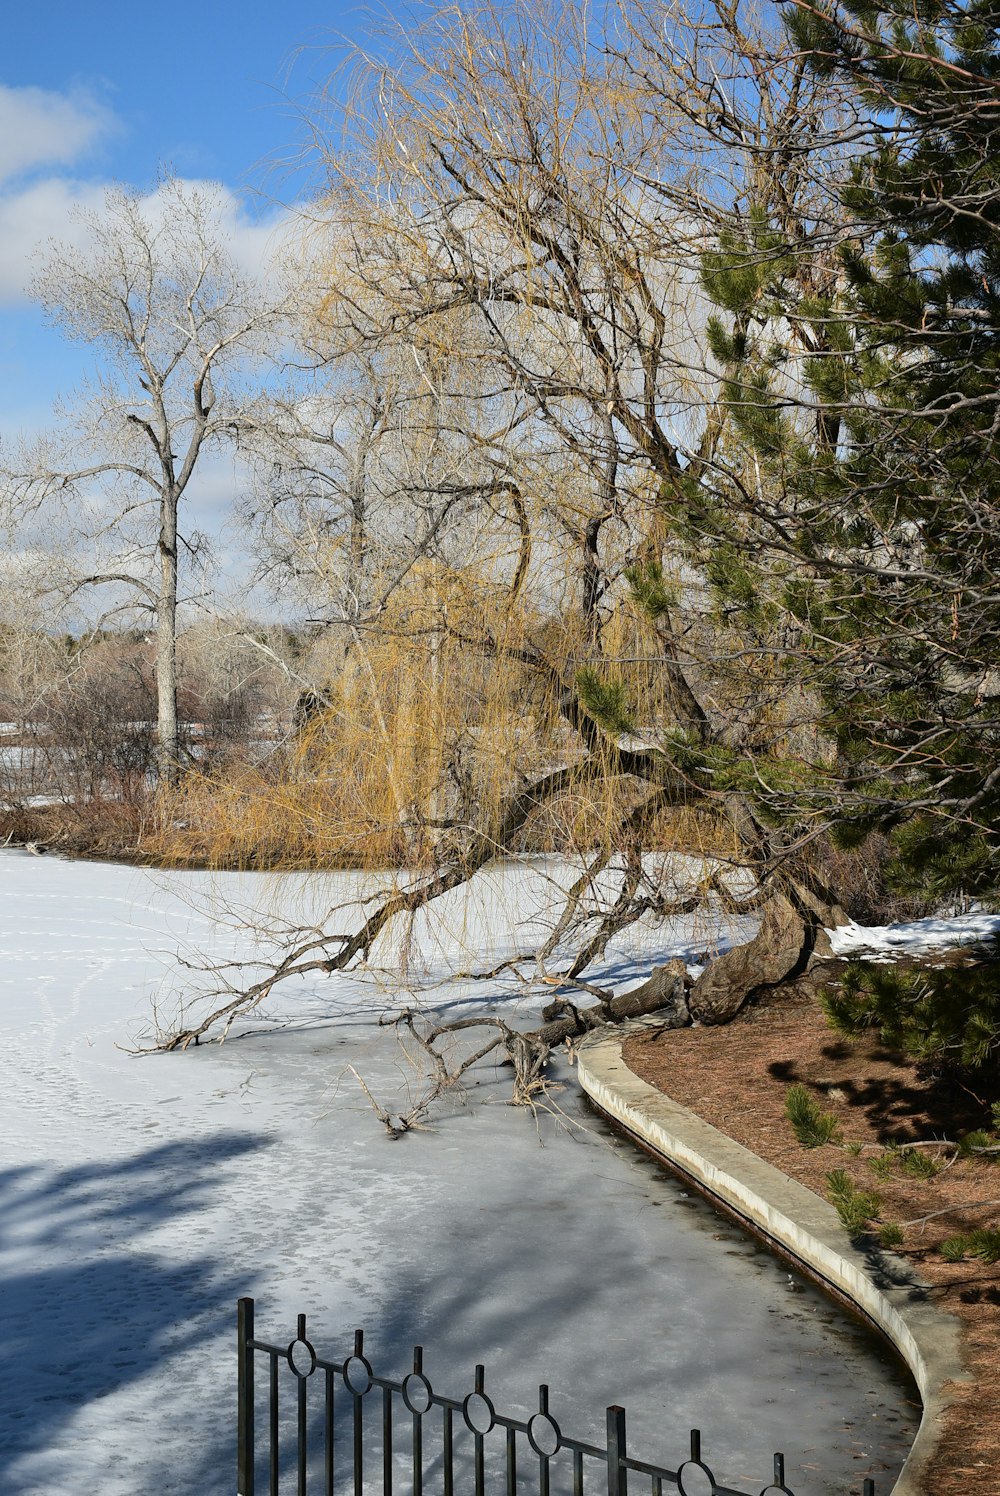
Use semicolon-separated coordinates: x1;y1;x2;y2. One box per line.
236;1298;877;1496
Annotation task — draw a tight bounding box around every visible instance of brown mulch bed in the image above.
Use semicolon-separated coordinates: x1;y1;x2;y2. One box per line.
622;990;1000;1496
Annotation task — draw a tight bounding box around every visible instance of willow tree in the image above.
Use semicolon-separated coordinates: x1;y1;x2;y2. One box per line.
156;0;858;1066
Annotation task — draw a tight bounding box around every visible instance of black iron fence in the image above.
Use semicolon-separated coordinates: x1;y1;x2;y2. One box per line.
237;1298;878;1496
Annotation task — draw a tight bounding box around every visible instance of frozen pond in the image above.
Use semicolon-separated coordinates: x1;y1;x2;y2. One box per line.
0;853;918;1494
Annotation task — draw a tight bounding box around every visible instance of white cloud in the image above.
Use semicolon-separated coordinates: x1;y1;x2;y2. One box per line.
0;177;107;304
0;81;296;307
0;84;116;186
134;177;297;285
0;175;297;308
0;83;122;303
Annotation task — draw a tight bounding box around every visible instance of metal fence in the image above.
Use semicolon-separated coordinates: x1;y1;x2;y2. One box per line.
237;1298;878;1496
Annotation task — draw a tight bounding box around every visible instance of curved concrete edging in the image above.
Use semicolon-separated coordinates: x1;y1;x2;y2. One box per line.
576;1025;970;1496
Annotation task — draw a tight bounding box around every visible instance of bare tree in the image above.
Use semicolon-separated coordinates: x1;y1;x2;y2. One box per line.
307;0;851;936
8;177;283;783
146;1;864;1091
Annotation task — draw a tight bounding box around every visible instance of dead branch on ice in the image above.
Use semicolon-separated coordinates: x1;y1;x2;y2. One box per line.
342;960;692;1137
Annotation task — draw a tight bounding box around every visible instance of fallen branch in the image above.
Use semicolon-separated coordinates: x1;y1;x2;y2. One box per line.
350;958;694;1134
902;1199;1000;1230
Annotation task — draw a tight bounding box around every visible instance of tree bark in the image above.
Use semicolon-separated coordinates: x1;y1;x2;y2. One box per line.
689;884;850;1026
156;488;180;784
533;957;691;1045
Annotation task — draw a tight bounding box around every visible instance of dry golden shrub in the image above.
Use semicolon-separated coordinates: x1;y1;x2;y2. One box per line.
151;567;553;869
0;798;148;861
148;546;768;872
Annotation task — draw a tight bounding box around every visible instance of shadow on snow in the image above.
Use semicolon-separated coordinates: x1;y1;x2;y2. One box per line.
0;1132;269;1495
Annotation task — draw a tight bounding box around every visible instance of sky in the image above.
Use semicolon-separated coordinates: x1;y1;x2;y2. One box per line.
0;0;406;606
0;0;385;435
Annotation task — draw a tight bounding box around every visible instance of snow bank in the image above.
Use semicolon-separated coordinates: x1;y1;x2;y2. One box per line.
828;911;1000;961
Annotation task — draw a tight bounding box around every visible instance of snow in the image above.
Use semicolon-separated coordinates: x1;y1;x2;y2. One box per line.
828;911;1000;960
0;852;918;1495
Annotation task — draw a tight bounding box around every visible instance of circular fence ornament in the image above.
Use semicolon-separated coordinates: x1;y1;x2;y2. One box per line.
402;1372;433;1416
677;1458;717;1496
527;1411;561;1459
462;1390;496;1436
343;1354;374;1397
286;1336;317;1379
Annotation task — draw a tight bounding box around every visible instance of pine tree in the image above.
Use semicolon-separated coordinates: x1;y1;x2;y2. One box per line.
697;0;1000;1067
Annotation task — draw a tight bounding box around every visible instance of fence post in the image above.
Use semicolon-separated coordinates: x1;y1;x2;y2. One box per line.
606;1405;627;1496
238;1296;255;1496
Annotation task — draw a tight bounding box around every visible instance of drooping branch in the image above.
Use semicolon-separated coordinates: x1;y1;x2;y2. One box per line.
154;754;666;1050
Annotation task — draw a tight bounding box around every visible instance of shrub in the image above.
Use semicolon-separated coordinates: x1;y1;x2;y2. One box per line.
956;1129;994;1159
940;1229;1000;1265
868;1149;897;1181
825;1169;883;1236
898;1148;941;1181
785;1083;843;1148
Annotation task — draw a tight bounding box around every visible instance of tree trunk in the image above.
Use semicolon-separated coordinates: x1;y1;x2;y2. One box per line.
156;490;180;785
688;885;850;1026
533;957;691;1045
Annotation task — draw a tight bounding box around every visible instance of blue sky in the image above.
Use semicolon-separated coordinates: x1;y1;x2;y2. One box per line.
0;0;385;435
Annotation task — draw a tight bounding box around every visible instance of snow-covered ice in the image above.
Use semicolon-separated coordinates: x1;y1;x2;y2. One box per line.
0;852;918;1495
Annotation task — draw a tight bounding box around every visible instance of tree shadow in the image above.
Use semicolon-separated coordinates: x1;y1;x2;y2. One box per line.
0;1131;269;1495
237;1131;919;1496
767;1053;993;1140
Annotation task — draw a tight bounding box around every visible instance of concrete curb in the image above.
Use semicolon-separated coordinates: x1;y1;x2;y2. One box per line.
576;1025;970;1496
